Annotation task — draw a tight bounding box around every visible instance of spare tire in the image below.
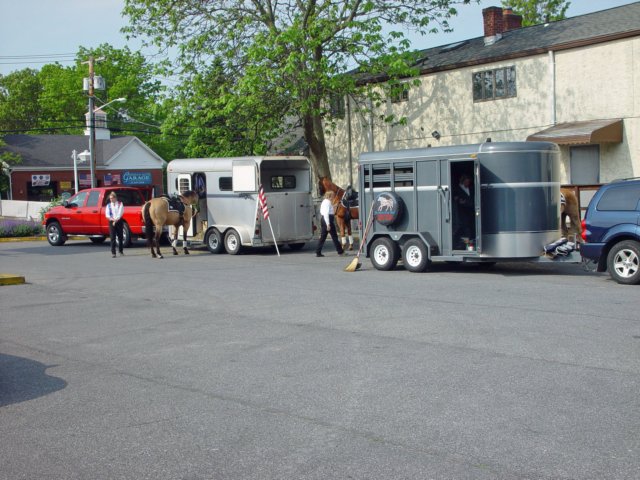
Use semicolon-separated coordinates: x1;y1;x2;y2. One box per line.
373;191;403;226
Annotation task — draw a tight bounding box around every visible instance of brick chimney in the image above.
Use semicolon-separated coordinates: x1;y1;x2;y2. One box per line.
483;6;504;45
503;7;523;32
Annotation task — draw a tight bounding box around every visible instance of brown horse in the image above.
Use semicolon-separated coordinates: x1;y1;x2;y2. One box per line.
141;191;199;258
318;177;359;250
561;187;582;241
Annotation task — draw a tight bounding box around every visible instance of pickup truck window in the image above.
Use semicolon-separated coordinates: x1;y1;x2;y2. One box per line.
87;190;100;207
116;189;144;206
68;191;88;207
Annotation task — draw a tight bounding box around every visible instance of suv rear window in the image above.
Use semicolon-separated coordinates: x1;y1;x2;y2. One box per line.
597;184;640;211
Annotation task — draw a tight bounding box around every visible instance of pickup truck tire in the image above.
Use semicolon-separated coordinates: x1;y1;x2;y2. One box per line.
205;229;224;254
606;240;640;285
90;236;106;244
121;222;132;248
224;229;243;255
46;221;66;246
370;237;399;271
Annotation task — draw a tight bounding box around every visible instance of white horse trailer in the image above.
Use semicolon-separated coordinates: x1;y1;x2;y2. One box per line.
167;156;314;254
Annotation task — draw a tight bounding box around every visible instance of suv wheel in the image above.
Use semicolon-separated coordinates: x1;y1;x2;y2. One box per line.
607;240;640;285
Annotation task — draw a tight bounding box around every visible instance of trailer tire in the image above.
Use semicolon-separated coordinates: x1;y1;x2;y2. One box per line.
374;192;403;226
402;238;430;272
370;237;399;271
205;229;224;254
224;229;243;255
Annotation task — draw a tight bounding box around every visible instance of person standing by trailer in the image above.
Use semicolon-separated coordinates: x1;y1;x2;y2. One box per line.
106;191;124;258
452;173;475;249
315;191;345;257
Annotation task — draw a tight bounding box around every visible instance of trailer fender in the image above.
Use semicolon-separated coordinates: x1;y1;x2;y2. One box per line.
373;191;403;226
213;225;254;246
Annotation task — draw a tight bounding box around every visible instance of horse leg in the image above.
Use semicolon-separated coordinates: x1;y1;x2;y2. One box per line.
154;229;164;258
346;222;354;250
336;217;347;250
182;224;190;255
170;225;179;255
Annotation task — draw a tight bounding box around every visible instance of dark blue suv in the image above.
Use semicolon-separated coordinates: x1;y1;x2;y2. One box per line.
580;178;640;284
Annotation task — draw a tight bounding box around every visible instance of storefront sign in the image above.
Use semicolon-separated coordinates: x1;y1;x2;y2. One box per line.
31;174;50;186
122;171;152;185
60;181;72;190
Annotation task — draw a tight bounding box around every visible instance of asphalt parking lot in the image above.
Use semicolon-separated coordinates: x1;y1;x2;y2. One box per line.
1;239;639;479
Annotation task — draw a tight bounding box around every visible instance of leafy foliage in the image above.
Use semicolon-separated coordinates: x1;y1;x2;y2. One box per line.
502;0;570;26
123;0;475;178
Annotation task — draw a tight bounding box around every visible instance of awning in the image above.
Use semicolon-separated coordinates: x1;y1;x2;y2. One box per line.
526;119;623;145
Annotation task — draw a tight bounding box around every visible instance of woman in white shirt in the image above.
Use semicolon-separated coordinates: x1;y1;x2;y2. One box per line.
315;191;345;257
106;191;124;258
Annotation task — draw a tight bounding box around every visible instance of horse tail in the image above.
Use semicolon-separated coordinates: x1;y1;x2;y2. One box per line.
142;202;154;246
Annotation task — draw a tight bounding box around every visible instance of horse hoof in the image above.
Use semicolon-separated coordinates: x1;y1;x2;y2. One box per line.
184;250;190;255
158;255;164;259
173;251;178;256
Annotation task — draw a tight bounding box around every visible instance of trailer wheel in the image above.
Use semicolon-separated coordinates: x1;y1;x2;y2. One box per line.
224;229;243;255
205;229;224;254
370;237;399;271
402;238;430;273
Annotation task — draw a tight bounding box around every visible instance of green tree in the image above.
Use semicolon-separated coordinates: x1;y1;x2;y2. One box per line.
0;69;43;132
502;0;570;26
123;0;474;179
0;45;177;160
0;139;21;197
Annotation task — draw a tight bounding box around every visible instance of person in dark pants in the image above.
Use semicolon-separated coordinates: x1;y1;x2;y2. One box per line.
452;173;475;249
106;191;124;258
315;191;345;257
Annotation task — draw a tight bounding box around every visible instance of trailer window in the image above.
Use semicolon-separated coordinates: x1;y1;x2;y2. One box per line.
364;165;391;188
219;177;232;191
271;175;296;190
394;164;414;187
178;177;190;193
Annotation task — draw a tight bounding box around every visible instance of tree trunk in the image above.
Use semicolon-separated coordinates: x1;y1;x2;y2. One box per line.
303;112;331;181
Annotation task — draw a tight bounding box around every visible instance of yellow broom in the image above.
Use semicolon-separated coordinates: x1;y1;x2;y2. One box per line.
344;199;376;272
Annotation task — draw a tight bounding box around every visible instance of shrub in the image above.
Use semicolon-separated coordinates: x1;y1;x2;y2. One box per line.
0;218;45;237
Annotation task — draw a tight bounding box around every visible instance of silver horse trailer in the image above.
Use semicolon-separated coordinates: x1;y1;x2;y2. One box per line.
167;156;314;254
358;142;576;272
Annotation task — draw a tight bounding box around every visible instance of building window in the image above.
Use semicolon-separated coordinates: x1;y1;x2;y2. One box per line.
570;145;600;185
473;66;516;101
390;86;409;104
329;94;345;119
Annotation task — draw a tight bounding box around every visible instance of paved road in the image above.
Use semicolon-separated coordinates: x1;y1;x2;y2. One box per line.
1;239;638;479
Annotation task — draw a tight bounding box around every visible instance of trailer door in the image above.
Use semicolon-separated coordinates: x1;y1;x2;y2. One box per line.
177;173;195;236
473;159;482;253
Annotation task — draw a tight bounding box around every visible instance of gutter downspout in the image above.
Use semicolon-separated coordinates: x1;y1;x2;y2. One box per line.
346;95;354;186
368;98;375;152
549;50;557;126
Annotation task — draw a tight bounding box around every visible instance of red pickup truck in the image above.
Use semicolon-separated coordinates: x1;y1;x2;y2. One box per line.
43;187;152;247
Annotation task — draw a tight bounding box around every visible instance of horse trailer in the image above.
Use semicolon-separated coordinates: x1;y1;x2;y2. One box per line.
358;141;579;272
167;156;314;254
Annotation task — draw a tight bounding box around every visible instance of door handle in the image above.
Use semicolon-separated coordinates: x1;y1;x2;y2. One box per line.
438;186;450;222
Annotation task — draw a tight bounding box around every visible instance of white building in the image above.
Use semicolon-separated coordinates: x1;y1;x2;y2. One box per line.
326;3;640;189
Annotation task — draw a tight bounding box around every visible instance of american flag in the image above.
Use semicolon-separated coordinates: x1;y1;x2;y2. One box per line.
258;184;269;220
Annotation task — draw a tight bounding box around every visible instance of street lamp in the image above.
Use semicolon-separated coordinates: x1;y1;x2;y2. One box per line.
71;150;88;193
88;97;125;188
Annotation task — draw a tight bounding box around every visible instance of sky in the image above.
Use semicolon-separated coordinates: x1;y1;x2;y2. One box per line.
0;0;638;77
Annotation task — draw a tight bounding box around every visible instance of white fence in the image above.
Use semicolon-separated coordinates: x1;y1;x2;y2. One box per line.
0;200;50;221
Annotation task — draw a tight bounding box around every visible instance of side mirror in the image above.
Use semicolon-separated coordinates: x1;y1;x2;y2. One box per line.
63;200;70;208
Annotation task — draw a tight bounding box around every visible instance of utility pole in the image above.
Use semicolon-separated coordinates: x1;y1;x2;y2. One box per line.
82;55;104;188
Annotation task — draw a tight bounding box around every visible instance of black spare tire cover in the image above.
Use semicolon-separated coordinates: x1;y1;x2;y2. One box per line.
374;191;403;226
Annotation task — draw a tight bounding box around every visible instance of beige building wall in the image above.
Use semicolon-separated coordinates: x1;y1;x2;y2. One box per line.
326;36;639;188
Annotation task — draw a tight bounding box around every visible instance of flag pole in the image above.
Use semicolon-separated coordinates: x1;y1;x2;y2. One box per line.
266;216;280;257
